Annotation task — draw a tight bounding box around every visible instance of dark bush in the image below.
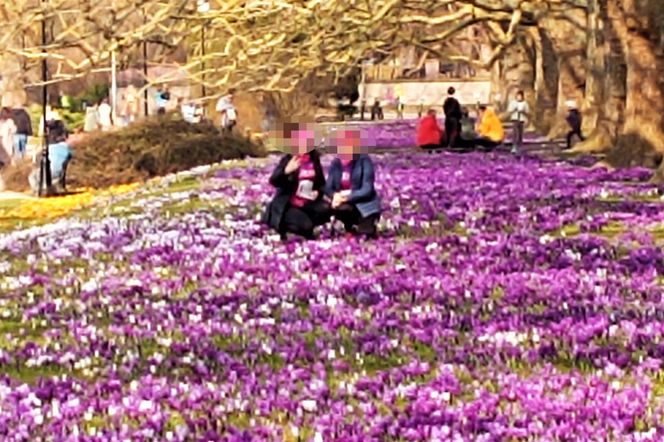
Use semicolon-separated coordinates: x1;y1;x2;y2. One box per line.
61;114;265;189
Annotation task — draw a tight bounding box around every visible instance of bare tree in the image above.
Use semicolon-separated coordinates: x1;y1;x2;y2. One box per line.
1;0;663;172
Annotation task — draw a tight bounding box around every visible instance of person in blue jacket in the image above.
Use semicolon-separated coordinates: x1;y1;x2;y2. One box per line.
325;129;381;238
29;122;73;194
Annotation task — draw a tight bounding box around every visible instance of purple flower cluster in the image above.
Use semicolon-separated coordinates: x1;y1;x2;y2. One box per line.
337;120;558;149
362;120;418;149
0;152;662;440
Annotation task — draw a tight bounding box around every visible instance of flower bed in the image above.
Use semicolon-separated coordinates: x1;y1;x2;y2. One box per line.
0;183;140;231
321;120;551;149
321;120;419;149
0;152;663;440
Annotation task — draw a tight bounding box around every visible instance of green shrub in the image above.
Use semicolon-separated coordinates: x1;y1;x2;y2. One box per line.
60;109;85;132
27;105;84;133
71;84;110;112
28;105;43;135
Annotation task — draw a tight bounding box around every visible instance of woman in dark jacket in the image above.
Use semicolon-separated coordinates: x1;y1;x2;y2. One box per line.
325;130;381;238
263;123;331;240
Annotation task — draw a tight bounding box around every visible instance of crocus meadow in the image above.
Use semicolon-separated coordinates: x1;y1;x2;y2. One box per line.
329;120;549;149
0;151;663;441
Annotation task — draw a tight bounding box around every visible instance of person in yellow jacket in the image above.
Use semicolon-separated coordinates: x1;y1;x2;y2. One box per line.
475;105;504;151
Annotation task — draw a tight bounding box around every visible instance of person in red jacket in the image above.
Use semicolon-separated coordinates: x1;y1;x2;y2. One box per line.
417;109;445;151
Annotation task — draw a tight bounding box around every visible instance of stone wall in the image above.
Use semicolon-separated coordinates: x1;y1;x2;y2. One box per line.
360;80;492;107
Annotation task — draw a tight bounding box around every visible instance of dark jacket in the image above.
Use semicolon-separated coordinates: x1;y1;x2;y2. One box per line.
443;97;462;120
263;150;326;229
11;108;33;136
325;154;381;218
566;109;582;132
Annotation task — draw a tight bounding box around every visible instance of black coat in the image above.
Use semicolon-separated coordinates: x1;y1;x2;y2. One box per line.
11;108;33;136
443;97;462;120
262;150;326;230
566;109;582;132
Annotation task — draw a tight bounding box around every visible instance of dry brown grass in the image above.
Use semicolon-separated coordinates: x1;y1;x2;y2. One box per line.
1;161;33;192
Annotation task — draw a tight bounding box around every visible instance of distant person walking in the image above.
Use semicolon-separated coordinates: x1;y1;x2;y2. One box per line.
10;105;33;160
124;85;140;124
395;96;405;120
371;99;383;121
565;100;585;150
84;103;99;132
155;86;171;115
180;99;200;124
443;87;462;148
59;92;72;111
0;108;17;167
507;90;530;153
97;98;113;131
216;89;237;133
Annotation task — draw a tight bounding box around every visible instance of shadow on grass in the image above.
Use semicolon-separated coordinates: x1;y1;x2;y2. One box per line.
51;189;87;197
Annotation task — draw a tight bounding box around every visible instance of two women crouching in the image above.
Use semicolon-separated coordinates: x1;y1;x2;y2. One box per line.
263;125;381;241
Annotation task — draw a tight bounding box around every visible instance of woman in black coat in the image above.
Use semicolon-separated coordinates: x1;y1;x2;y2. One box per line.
263;125;331;240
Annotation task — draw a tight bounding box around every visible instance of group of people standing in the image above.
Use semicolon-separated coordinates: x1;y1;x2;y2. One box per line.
263;125;381;241
82;86;239;133
417;87;585;153
84;99;114;132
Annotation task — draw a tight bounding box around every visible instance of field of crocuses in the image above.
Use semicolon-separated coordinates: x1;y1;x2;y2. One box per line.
1;151;664;441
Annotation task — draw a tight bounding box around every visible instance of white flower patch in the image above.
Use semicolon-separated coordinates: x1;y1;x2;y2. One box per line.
477;330;528;347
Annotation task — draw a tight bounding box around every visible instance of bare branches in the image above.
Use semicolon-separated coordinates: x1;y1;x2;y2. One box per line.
0;0;586;94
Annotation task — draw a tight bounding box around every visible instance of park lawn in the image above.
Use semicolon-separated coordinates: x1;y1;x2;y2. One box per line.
0;152;662;439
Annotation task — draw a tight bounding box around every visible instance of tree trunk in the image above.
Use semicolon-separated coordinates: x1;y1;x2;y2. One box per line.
546;33;587;140
576;0;626;153
0;53;26;107
604;0;664;171
532;27;559;134
490;33;536;114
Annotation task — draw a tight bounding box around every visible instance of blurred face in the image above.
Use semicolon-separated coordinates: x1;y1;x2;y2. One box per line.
336;131;360;159
517;93;524;101
290;127;315;154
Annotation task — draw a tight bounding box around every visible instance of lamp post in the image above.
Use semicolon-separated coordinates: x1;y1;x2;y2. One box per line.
38;0;53;197
197;0;210;101
111;49;117;123
143;8;149;117
359;59;373;121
